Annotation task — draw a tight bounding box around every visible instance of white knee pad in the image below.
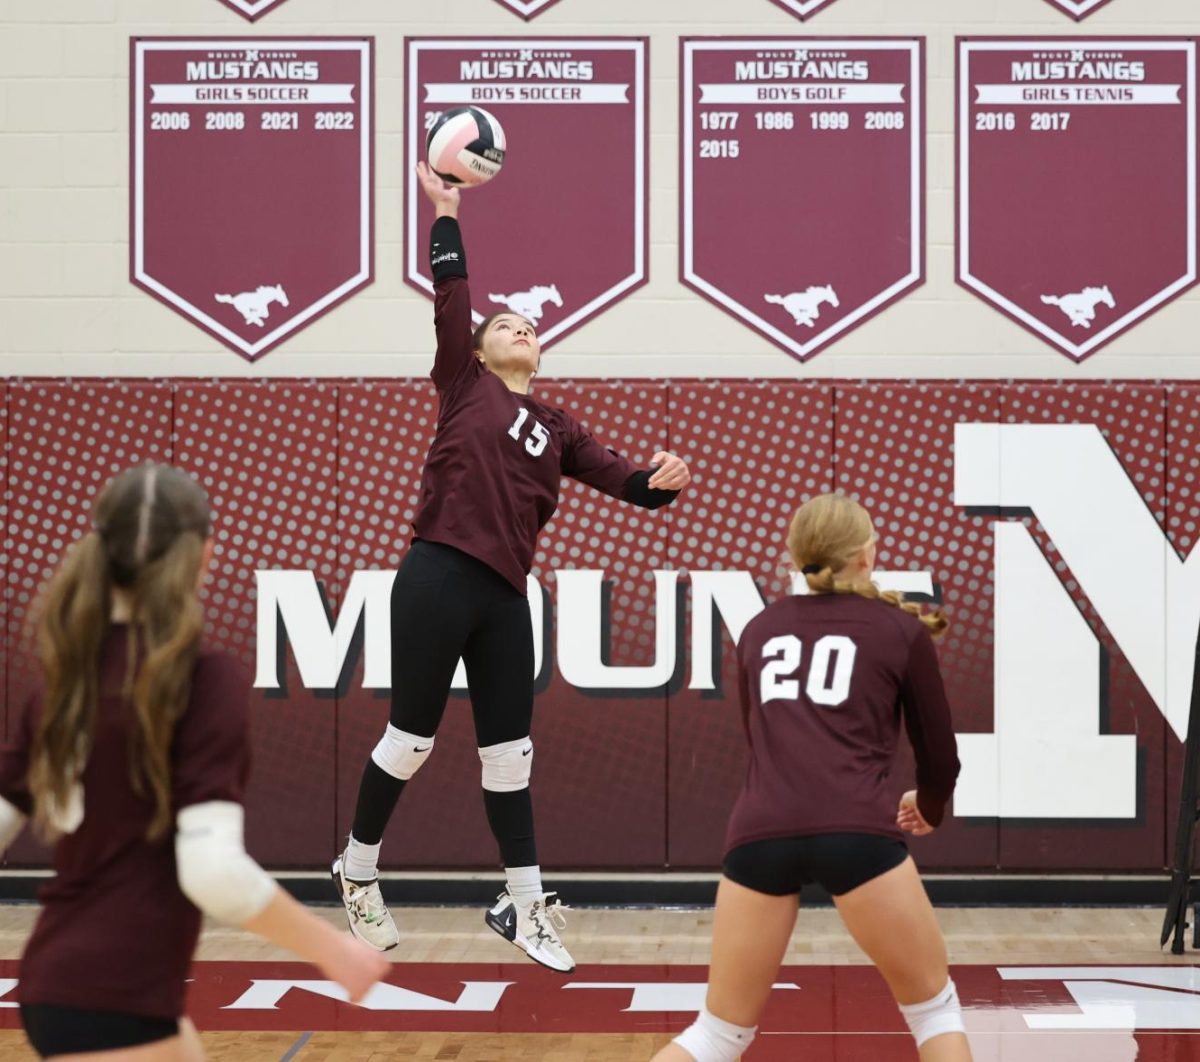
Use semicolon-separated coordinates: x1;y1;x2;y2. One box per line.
371;725;434;781
899;979;965;1047
479;737;533;792
672;1007;756;1062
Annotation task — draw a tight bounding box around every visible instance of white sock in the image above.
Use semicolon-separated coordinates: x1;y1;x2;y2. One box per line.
506;864;543;905
343;835;381;882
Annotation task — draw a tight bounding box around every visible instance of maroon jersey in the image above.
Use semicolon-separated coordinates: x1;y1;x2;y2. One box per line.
412;218;647;593
725;593;960;854
0;627;250;1020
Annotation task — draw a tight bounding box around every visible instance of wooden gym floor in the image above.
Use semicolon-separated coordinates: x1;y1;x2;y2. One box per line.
0;903;1195;1059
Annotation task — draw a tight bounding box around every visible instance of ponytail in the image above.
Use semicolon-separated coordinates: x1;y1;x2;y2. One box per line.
128;531;206;840
788;493;948;638
28;532;112;839
28;464;211;842
802;565;948;637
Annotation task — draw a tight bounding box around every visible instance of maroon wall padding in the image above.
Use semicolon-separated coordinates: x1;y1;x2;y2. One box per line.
833;384;1003;871
1166;386;1200;853
667;383;833;867
0;379;1190;871
5;382;173;865
176;382;340;866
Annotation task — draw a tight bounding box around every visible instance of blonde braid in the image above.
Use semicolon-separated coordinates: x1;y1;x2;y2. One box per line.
791;494;947;637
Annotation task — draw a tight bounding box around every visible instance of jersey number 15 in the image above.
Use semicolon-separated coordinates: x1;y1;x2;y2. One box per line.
760;634;857;708
508;408;549;457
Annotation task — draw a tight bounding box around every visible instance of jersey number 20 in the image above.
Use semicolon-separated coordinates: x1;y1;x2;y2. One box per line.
508;408;549;457
760;634;857;708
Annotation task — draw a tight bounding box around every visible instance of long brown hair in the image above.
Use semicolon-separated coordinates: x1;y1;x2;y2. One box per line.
28;464;212;841
787;493;947;636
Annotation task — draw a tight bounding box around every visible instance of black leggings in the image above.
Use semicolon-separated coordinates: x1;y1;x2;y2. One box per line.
351;540;537;866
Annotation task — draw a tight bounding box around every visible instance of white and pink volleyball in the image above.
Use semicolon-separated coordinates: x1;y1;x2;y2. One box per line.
425;106;507;188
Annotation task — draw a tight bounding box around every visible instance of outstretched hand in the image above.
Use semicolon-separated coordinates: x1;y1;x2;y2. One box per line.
648;452;690;491
897;790;934;836
416;161;460;218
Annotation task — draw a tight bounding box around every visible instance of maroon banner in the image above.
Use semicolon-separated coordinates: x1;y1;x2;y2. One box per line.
957;39;1197;361
214;0;291;20
1043;0;1118;19
681;39;924;363
131;39;373;361
490;0;565;18
405;39;647;351
768;0;843;17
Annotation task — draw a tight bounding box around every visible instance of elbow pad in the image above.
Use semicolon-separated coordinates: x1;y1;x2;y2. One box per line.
176;801;276;926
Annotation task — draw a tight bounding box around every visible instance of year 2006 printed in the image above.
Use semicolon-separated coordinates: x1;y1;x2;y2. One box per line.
148;111;356;131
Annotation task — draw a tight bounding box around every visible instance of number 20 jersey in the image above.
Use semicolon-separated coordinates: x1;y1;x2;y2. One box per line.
724;592;960;854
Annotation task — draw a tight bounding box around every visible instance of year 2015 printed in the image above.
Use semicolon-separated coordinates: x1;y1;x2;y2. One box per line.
974;111;1072;132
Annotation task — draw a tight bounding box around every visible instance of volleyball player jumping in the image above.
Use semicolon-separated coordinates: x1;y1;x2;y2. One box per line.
654;494;968;1062
0;464;388;1060
332;162;690;972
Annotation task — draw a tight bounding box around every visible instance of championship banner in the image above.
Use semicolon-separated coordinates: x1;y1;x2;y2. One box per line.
405;39;647;350
490;0;564;18
681;39;924;362
768;0;842;18
958;39;1197;362
1043;0;1117;19
131;39;373;361
215;0;291;20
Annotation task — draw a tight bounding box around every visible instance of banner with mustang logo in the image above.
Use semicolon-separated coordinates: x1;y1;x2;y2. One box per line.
130;38;373;360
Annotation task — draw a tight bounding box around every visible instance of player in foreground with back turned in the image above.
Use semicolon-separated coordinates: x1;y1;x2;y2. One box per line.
332;162;691;973
653;493;969;1062
0;464;388;1061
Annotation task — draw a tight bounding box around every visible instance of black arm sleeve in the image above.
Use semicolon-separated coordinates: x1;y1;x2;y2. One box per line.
621;469;680;511
430;216;467;281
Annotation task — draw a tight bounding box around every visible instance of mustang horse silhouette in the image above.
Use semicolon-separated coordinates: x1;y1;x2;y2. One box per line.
764;285;840;328
1040;285;1115;329
488;284;563;326
215;284;290;327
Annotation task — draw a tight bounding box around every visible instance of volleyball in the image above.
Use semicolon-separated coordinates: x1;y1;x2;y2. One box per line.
425;106;507;188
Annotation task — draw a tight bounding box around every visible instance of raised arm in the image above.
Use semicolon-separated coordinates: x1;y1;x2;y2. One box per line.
418;162;476;392
897;628;960;831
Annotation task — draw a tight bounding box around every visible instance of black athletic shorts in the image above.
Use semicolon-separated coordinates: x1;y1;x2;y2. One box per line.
20;1003;178;1057
723;833;909;898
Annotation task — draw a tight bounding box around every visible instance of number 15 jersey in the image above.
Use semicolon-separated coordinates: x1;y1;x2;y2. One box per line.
725;592;960;855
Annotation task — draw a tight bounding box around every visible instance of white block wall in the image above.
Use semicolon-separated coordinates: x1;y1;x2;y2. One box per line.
1;0;1197;379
